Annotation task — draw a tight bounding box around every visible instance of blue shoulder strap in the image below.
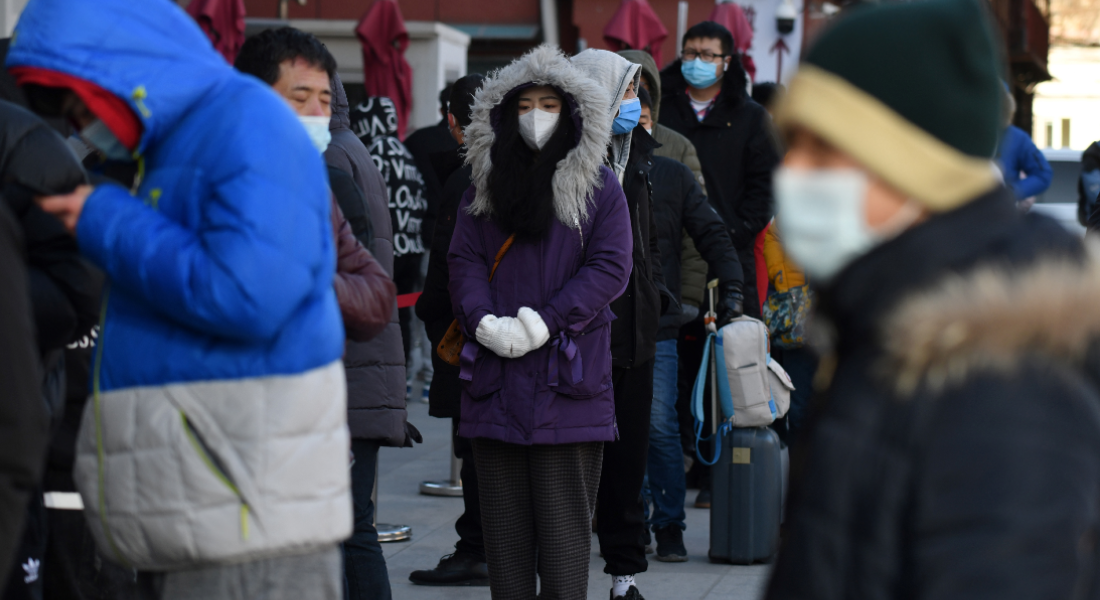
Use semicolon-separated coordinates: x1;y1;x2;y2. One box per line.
692;332;729;466
691;332;715;424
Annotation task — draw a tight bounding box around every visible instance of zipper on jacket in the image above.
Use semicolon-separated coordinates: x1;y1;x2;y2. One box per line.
91;286;131;568
91;156;151;567
181;413;250;540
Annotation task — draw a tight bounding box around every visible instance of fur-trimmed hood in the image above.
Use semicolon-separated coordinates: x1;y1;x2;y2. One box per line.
464;44;612;229
883;241;1100;395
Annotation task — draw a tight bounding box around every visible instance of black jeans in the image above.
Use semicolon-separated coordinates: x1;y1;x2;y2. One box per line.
451;422;485;560
344;440;391;600
596;361;654;576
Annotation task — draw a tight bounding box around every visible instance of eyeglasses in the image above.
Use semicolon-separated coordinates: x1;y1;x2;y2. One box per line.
682;50;728;62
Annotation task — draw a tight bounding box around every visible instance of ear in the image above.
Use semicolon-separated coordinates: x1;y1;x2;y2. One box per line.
447;113;458;129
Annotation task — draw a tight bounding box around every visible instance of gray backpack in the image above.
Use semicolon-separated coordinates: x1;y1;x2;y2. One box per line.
692;316;794;434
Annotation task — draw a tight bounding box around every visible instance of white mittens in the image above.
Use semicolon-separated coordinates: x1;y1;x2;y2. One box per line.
475;308;551;359
516;307;550;350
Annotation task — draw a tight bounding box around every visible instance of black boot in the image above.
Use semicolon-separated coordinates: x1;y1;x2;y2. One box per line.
408;552;490;586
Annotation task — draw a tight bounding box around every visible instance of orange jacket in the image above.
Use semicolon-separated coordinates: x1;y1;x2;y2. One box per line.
763;223;807;293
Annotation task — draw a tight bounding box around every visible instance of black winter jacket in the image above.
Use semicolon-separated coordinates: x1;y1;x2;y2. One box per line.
658;59;779;318
650;155;741;341
415;146;469;419
0;203;49;586
326;74;415;447
1;100;98;356
610;127;669;369
404;119;458;248
768;188;1100;600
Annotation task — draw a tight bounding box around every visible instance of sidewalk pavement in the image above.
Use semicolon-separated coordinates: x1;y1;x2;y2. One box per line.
375;387;771;600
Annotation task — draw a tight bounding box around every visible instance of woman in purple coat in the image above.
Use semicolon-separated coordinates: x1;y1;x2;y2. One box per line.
448;44;634;599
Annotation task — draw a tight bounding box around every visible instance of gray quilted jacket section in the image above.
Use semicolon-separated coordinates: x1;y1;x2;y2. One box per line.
74;362;352;570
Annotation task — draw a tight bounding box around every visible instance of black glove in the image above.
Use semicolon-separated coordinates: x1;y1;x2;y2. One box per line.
715;282;744;327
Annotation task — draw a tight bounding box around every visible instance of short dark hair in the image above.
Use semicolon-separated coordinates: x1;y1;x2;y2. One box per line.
235;27;337;86
682;21;736;57
637;86;653;112
448;73;485;128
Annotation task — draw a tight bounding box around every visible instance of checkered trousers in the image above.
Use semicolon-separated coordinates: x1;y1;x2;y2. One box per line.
472;439;604;600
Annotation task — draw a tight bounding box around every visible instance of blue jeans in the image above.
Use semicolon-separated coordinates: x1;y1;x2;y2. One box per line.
344;440;391;600
646;340;686;530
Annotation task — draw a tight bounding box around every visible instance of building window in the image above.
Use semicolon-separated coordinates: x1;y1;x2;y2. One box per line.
1062;118;1071;149
1046;122;1053;148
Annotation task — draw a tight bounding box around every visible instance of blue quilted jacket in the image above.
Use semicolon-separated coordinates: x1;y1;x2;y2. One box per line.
7;0;344;391
5;0;353;570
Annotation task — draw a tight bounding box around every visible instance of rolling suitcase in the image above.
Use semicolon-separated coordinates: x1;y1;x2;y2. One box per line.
709;426;784;564
692;280;791;564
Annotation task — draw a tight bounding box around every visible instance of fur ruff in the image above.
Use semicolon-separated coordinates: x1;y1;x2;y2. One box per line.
882;239;1100;396
463;44;612;228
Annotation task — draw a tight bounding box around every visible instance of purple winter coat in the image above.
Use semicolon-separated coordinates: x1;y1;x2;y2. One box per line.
449;165;633;445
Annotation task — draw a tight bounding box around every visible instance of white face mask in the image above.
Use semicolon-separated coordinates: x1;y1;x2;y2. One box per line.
519;108;560;151
775;167;922;283
298;115;332;154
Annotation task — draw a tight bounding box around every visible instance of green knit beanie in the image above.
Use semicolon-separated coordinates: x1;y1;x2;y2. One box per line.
777;0;1004;211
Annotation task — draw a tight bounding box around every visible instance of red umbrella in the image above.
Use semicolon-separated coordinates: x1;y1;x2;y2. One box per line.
707;1;756;81
357;0;413;140
603;0;669;68
186;0;246;64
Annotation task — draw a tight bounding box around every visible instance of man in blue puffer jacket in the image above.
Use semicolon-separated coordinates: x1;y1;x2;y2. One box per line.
7;0;351;597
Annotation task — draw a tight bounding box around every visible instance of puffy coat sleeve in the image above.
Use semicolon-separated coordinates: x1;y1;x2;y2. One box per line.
680;232;707;309
330;196;396;342
539;167;634;337
679;161;743;291
76;108;336;343
911;370;1100;600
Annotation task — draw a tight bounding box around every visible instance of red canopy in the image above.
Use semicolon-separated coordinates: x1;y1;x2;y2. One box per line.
186;0;246;64
604;0;669;68
357;0;413;140
707;1;756;81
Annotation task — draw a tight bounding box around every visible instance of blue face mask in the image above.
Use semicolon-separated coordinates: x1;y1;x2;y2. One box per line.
80;119;133;162
612;97;641;135
681;58;722;89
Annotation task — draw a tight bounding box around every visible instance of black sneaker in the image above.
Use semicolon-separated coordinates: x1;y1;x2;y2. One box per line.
653;525;689;563
409;553;490;586
611;585;646;600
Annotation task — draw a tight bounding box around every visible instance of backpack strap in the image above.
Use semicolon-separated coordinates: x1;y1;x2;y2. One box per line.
692;332;727;466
